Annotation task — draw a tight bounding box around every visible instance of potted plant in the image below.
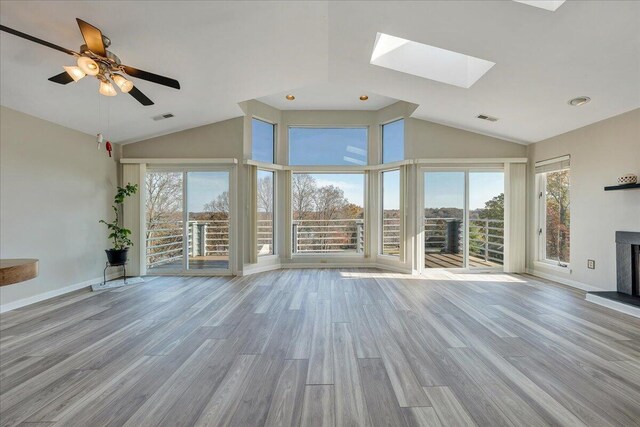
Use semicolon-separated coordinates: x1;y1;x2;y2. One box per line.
100;183;138;265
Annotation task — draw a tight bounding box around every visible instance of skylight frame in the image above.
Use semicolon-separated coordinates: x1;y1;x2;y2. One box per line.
370;33;496;89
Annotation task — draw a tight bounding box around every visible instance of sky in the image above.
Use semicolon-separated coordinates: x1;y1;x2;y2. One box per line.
289;127;368;166
187;171;229;213
425;171;504;210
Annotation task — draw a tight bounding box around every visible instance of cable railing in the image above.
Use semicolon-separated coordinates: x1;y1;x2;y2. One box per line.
146;219;230;269
382;217;401;255
293;219;364;253
424;217;504;265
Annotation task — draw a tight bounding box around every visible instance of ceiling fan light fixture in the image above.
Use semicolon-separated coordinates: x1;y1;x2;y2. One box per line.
63;65;86;82
112;74;134;93
77;56;99;76
99;79;117;97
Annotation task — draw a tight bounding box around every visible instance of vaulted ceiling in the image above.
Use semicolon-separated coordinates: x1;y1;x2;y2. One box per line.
1;1;638;144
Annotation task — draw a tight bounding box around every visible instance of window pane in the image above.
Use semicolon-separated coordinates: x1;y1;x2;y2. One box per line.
146;172;183;271
469;172;504;267
382;119;404;163
292;173;364;253
424;171;465;268
252;118;275;163
257;170;274;256
545;169;570;263
187;171;230;270
381;170;401;256
289;128;368;166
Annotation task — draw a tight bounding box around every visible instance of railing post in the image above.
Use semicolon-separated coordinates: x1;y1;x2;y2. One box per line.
484;219;489;261
191;222;198;257
199;223;207;257
292;221;298;254
356;220;364;254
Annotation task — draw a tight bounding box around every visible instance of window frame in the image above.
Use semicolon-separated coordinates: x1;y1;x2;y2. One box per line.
256;168;276;258
536;169;571;269
251;117;276;164
287;125;369;167
379;168;402;258
289;170;367;258
381;118;405;164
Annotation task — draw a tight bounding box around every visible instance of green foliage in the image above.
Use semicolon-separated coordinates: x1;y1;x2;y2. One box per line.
100;183;138;250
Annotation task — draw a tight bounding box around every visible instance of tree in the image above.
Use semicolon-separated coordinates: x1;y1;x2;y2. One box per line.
477;193;504;220
257;174;273;215
545;170;570;262
145;172;182;227
292;174;317;219
314;185;348;220
204;191;230;214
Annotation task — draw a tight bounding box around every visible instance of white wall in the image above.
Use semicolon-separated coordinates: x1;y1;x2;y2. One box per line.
526;108;640;291
0;107;119;310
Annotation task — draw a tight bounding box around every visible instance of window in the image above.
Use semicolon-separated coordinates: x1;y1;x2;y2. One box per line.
252;118;275;163
289;127;368;166
382;119;404;163
257;169;274;256
536;156;570;266
381;170;401;256
291;173;365;254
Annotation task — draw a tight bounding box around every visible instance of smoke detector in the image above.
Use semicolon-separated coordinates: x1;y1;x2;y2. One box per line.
477;114;498;122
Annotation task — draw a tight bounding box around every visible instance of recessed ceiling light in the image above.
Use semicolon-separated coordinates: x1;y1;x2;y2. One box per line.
513;0;566;12
359;95;369;101
568;96;591;107
285;94;295;101
370;32;495;88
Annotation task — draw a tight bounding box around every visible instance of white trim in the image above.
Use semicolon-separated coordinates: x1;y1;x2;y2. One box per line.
585;294;640;319
0;271;120;313
526;268;600;292
121;158;238;164
535;155;570;167
245;159;284;170
415;158;527;164
241;261;282;276
368;159;414;171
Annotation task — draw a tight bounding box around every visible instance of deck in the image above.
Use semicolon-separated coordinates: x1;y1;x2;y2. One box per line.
425;252;502;268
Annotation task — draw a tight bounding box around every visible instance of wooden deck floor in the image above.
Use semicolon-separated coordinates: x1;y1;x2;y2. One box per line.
1;269;639;426
425;252;502;268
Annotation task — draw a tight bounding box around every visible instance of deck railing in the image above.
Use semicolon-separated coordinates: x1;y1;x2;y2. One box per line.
382;217;401;255
146;219;229;268
424;217;504;265
293;219;364;253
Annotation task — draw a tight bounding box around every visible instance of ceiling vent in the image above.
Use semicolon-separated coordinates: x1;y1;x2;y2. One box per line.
477;114;498;122
152;113;174;121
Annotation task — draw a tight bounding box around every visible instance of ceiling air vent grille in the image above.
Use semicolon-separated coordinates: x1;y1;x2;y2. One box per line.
477;114;498;122
152;113;174;121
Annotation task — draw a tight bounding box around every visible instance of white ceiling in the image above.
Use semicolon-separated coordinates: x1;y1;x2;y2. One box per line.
1;1;639;144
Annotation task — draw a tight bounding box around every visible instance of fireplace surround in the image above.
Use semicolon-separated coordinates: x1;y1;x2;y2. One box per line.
587;231;640;314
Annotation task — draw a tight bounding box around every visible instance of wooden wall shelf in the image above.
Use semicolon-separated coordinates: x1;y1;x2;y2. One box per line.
604;183;640;191
0;259;39;286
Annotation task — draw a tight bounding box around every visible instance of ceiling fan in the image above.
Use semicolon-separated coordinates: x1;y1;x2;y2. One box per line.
0;18;180;106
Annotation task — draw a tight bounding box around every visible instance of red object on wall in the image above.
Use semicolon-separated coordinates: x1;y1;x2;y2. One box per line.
105;141;112;157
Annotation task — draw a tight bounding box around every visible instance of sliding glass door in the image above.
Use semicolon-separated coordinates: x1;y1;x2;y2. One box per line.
422;169;504;270
145;168;233;274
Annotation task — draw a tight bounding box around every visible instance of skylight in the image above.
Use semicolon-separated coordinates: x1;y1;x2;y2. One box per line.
370;33;495;89
512;0;566;11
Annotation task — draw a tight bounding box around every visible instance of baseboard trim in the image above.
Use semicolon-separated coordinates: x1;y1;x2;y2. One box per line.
0;272;120;314
526;268;601;292
586;293;640;319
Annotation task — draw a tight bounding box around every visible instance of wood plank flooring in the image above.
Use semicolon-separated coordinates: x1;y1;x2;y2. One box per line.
1;269;640;426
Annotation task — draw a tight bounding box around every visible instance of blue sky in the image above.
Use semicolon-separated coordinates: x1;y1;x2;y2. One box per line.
187;171;229;212
425;171;504;210
290;127;368;166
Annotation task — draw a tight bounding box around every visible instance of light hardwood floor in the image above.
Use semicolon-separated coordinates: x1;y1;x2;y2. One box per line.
1;269;640;426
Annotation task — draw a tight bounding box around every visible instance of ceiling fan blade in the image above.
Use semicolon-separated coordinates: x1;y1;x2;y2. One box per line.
76;18;106;56
123;65;180;90
129;86;154;106
48;72;74;85
0;25;77;56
